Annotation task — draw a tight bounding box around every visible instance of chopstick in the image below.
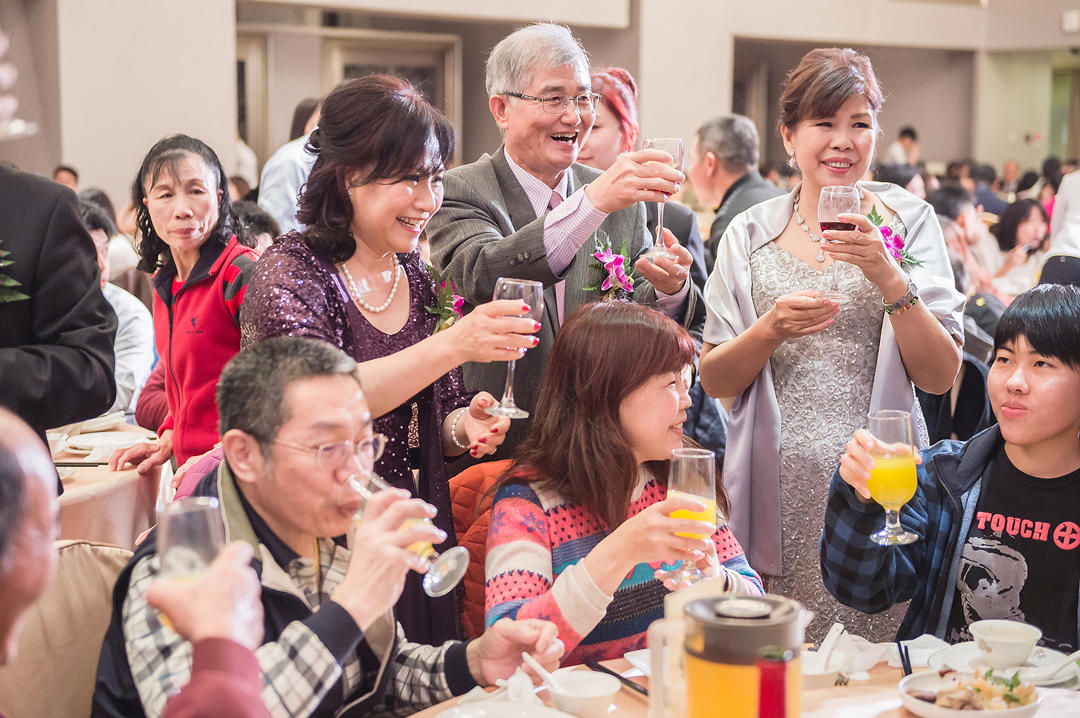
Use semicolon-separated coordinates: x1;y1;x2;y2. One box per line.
54;460;109;467
896;640;912;676
583;658;649;698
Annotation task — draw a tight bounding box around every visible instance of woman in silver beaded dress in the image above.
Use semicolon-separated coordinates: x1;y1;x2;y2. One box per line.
240;76;541;644
698;48;966;641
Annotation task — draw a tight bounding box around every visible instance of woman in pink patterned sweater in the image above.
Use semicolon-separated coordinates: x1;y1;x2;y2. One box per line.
485;302;763;666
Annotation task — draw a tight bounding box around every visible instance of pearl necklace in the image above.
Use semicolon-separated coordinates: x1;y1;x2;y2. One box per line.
792;191;826;263
339;255;402;313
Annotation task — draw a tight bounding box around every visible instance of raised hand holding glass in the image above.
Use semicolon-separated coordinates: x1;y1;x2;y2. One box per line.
487;277;544;419
818;185;861;304
643;138;684;261
866;410;919;546
655;447;718;587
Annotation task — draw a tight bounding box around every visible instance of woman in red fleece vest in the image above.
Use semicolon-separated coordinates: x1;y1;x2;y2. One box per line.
110;135;258;474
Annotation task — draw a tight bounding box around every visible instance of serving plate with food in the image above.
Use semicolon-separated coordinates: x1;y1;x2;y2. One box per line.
899;669;1041;716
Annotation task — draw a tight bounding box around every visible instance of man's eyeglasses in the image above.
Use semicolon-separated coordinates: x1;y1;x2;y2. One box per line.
504;91;601;116
270;434;387;469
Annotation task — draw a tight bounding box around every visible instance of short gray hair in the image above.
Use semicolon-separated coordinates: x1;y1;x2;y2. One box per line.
485;23;589;97
217;336;361;453
695;115;761;174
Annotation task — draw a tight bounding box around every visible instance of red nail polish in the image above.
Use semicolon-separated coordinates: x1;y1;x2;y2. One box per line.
533;321;541;331
521;304;530;312
479;437;487;444
471;449;478;456
491;427;500;434
532;336;540;346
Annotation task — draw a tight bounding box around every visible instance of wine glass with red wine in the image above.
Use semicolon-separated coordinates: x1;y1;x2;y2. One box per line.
818;185;861;304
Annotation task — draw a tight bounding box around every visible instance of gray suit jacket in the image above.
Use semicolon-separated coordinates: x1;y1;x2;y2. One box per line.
705;171;784;272
427;146;702;450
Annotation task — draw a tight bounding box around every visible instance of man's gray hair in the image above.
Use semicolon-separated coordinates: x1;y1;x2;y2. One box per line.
485;23;589;97
696;115;761;174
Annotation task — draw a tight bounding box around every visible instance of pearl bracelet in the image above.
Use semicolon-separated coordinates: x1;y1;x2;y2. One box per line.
449;408;470;450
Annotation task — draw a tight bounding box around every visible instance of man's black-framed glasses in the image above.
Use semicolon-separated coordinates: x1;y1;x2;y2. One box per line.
504;91;601;115
271;434;387;469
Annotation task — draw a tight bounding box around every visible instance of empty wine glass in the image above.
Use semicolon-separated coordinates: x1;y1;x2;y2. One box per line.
643;138;684;261
818;185;861;304
655;448;718;587
486;277;544;419
348;472;469;597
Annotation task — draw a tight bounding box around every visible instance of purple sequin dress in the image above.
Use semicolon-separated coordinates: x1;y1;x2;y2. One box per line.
241;232;471;643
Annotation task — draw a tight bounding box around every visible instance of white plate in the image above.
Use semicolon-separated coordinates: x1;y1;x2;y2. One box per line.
436;702;572;718
927;642;1078;686
65;431;150;452
79;411;126;433
898;671;1041;718
623;649;651;676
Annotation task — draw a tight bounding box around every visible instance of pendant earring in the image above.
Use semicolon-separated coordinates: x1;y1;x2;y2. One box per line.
787;149;798;170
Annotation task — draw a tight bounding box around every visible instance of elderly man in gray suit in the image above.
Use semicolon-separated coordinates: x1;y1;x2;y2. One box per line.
427;23;703;451
687;115;784;272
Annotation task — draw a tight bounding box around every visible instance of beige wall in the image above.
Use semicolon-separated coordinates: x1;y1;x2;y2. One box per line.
0;1;237;209
986;0;1080;51
54;0;237;208
637;0;988;153
973;50;1056;171
253;0;631;28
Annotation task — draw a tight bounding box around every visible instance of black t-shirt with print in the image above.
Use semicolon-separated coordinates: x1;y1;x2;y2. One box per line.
946;445;1080;652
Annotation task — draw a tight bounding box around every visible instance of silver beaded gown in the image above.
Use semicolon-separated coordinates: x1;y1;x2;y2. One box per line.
749;217;910;643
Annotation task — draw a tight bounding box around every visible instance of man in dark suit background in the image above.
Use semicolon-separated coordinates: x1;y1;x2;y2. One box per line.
687;114;784;272
0;163;117;485
427;23;702;452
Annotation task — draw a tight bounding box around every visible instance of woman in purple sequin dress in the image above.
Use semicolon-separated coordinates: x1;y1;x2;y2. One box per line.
240;76;541;643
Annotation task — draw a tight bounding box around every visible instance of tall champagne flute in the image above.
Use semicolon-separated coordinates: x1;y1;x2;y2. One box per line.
157;497;226;628
348;472;469;597
486;277;544;419
655;447;718;587
866;410;919;546
818;185;861;304
643;138;684;261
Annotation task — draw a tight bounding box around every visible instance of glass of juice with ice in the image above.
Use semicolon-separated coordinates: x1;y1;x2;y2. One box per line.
657;447;718;586
866;410;919;546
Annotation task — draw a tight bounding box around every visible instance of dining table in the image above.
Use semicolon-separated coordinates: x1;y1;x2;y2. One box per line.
54;422;162;550
410;656;1077;717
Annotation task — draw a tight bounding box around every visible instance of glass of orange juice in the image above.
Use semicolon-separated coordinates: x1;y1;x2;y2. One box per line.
867;410;919;546
656;447;717;586
157;497;226;629
348;472;469;597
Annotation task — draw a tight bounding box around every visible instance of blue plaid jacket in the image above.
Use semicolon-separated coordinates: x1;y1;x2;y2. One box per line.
820;426;997;641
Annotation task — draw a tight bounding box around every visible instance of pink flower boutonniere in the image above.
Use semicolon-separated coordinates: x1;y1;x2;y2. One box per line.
868;205;924;272
425;263;464;333
583;232;635;301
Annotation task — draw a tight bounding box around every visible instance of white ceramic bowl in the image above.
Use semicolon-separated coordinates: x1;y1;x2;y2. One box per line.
547;669;619;718
898;672;1041;718
969;620;1042;669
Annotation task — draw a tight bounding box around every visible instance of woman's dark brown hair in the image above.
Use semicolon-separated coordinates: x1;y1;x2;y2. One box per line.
297;75;455;263
779;47;884;131
501;301;724;531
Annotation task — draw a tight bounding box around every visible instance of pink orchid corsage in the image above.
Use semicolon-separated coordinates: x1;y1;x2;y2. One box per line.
584;234;636;301
868;206;923;272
